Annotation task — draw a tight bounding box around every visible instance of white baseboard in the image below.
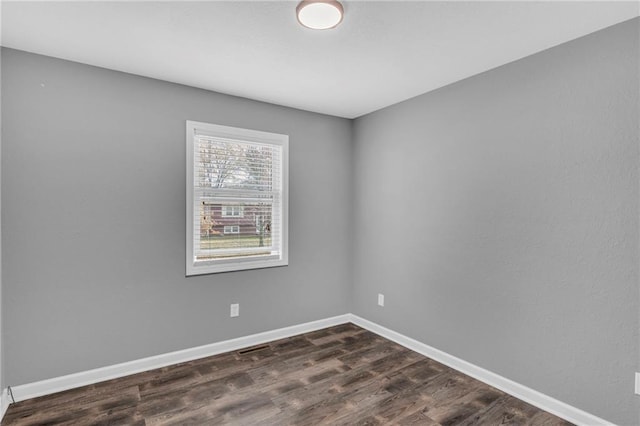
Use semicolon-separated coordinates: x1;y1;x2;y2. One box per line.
348;314;614;426
6;313;614;426
0;388;10;420
9;314;351;403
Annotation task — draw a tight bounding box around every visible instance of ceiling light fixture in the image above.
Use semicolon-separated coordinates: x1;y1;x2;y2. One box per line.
296;0;344;30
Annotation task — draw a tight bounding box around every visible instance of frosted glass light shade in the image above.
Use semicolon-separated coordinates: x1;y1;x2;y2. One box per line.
297;1;344;30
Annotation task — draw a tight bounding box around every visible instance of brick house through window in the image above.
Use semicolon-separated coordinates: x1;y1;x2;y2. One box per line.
200;202;272;237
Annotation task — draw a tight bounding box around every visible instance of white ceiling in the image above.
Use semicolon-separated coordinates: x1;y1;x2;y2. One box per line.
1;1;638;118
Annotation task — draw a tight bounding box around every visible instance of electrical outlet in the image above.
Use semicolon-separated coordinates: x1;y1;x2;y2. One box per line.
635;372;640;395
378;293;384;307
230;303;239;317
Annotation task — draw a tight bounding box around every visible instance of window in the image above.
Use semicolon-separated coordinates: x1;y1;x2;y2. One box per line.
223;225;240;234
186;121;289;275
222;205;244;217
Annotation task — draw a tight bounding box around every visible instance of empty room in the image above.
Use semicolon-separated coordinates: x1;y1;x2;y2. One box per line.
0;0;639;425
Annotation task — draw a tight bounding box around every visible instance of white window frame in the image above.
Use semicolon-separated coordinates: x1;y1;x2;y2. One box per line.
222;205;244;217
186;121;289;275
223;225;240;234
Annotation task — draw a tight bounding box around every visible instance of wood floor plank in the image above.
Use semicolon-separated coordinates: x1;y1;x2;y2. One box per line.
2;324;573;426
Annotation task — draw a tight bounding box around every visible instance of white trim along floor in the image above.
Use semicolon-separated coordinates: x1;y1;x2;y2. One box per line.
3;314;613;426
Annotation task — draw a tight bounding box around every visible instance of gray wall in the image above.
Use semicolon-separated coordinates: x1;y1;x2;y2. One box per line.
0;0;3;392
352;18;639;425
1;48;353;385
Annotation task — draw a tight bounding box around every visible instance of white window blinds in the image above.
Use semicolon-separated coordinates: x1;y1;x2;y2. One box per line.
186;121;288;275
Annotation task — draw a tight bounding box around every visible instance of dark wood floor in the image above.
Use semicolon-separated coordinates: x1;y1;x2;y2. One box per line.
3;323;572;425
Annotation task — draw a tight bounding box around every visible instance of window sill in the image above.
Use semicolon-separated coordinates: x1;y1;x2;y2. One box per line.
186;256;288;276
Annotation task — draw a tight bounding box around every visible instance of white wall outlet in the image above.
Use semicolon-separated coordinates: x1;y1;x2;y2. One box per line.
230;303;239;317
378;293;384;307
635;372;640;395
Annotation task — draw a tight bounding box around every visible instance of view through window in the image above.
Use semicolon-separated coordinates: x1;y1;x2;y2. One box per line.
186;121;288;275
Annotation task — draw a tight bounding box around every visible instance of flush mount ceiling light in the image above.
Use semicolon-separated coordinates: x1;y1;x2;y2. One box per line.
296;0;344;30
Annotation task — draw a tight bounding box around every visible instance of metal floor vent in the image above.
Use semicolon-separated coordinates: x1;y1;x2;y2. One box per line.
237;344;270;355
